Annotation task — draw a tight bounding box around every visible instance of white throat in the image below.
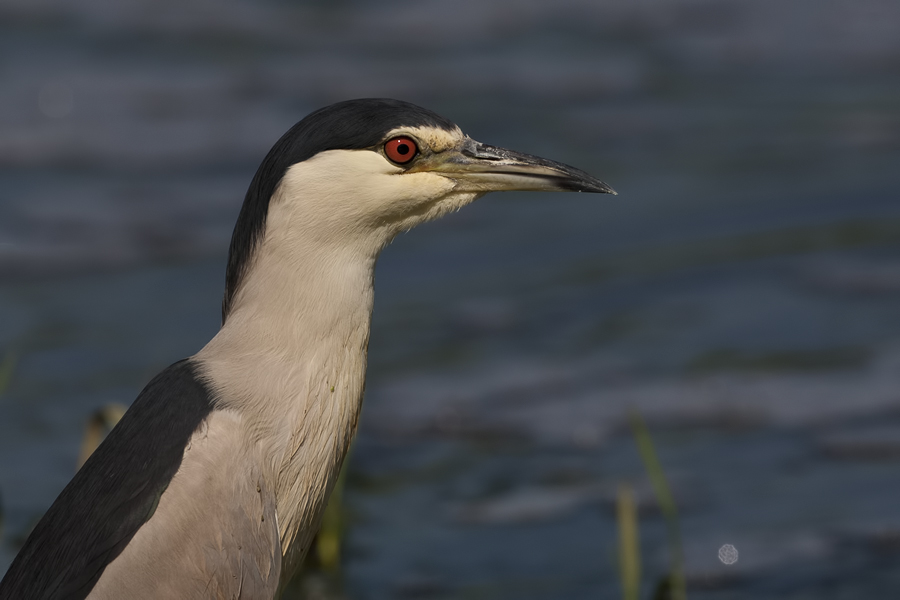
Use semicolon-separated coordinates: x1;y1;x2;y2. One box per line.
194;172;383;577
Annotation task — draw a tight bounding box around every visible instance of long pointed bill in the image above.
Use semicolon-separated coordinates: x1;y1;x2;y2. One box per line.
417;137;616;195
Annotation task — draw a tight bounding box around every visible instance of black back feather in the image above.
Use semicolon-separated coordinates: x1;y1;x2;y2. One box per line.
0;360;214;600
221;98;457;322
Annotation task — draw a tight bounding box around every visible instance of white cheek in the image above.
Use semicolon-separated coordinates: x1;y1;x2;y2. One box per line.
274;150;455;235
371;171;456;217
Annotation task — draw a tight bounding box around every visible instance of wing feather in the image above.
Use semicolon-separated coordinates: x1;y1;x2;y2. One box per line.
0;359;214;600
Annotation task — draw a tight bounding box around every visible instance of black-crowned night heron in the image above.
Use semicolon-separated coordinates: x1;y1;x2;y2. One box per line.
0;98;614;599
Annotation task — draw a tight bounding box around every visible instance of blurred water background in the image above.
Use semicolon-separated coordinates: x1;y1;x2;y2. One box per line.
2;0;900;597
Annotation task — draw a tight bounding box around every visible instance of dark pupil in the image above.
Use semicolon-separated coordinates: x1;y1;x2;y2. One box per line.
397;143;410;155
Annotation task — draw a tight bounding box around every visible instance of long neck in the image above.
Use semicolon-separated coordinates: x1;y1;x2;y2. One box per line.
194;219;378;576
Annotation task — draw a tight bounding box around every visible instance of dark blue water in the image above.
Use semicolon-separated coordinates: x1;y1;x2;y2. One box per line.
2;0;900;597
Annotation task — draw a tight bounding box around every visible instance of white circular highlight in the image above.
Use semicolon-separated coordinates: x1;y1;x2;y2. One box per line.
718;543;739;565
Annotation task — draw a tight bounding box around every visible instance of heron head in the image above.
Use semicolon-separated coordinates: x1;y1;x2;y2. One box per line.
223;99;614;320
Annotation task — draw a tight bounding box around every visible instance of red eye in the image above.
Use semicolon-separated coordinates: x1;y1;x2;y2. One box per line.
384;136;418;164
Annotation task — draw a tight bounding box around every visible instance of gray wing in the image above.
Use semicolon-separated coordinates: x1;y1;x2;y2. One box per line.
0;360;281;600
88;409;281;599
0;360;215;599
